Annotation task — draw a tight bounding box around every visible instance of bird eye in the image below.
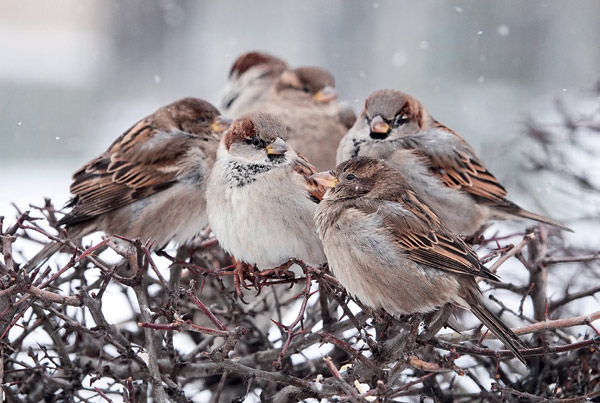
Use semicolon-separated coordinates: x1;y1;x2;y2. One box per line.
346;174;356;180
302;87;310;93
394;114;408;126
197;117;207;123
249;137;262;147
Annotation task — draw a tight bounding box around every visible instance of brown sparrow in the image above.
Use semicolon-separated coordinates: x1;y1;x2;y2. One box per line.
62;98;229;243
257;66;356;170
206;112;327;269
336;89;571;235
25;97;230;271
220;51;288;119
313;157;527;364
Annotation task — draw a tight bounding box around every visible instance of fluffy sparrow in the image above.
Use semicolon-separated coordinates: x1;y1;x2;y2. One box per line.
207;112;327;269
25;97;230;271
313;157;527;364
336;89;570;235
257;66;356;170
219;51;288;119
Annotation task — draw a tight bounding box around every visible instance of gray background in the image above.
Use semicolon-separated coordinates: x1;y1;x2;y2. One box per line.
1;0;599;215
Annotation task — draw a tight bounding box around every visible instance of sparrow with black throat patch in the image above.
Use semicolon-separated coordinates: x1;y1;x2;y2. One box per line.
336;89;571;235
313;157;528;364
207;112;327;274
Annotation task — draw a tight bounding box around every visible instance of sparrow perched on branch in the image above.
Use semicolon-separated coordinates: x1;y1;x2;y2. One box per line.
336;89;570;235
258;66;356;170
206;112;327;269
220;51;289;119
313;157;527;364
25;98;230;271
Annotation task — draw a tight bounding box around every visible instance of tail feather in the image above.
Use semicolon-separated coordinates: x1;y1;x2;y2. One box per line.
468;298;527;365
515;208;573;233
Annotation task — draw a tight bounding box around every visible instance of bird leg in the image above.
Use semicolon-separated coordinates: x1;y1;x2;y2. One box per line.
232;259;255;301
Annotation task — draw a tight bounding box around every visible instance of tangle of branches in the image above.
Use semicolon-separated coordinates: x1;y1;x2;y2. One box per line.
0;89;599;402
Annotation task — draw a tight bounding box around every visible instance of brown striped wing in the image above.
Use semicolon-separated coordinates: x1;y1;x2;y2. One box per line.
60;119;188;226
408;124;509;205
293;153;327;203
359;191;498;281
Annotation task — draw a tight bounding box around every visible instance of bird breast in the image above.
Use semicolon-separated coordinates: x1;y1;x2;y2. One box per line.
316;203;462;315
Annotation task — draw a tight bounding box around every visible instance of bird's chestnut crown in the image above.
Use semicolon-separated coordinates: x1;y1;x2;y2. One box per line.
224;112;288;153
229;51;288;79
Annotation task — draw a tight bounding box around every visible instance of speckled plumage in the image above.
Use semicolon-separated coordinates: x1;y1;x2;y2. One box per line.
60;97;228;248
337;89;570;234
207;112;326;269
314;157;527;364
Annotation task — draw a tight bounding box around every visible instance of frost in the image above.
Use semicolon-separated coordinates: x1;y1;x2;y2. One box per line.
55;136;61;140
419;40;429;50
498;25;510;36
154;74;161;84
455;6;463;13
17;121;22;126
477;30;484;35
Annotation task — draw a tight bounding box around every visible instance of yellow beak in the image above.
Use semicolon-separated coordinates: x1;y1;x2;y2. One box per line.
370;115;390;134
312;85;337;103
211;116;233;133
310;171;339;188
266;137;288;155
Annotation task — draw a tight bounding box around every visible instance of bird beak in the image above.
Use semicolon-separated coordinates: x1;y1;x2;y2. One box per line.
266;137;288;155
313;86;337;103
370;115;390;134
211;116;233;133
310;171;339;188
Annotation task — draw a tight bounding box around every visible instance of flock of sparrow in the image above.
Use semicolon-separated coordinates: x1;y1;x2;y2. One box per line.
34;51;572;365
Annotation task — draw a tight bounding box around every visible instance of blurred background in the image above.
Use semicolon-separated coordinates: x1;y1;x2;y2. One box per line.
1;0;599;219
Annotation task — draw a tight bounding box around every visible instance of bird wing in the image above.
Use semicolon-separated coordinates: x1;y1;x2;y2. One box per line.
360;192;498;281
60;119;192;226
400;125;508;205
293;153;327;203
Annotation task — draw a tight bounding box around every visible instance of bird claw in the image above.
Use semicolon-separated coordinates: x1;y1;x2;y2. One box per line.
259;260;296;279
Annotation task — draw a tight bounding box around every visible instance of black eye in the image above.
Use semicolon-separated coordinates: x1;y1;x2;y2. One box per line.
394;114;408;126
197;117;207;123
302;87;310;93
250;137;262;147
346;174;356;180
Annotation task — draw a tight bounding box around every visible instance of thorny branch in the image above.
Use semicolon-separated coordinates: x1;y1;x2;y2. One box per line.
0;89;599;401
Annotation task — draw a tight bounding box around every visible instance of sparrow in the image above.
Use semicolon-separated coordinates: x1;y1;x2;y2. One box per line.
336;89;571;235
25;97;230;271
256;66;356;171
206;112;327;269
219;51;289;119
313;157;527;364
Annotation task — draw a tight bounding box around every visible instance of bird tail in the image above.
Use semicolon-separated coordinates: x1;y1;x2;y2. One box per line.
22;241;63;273
467;296;527;365
514;208;573;232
